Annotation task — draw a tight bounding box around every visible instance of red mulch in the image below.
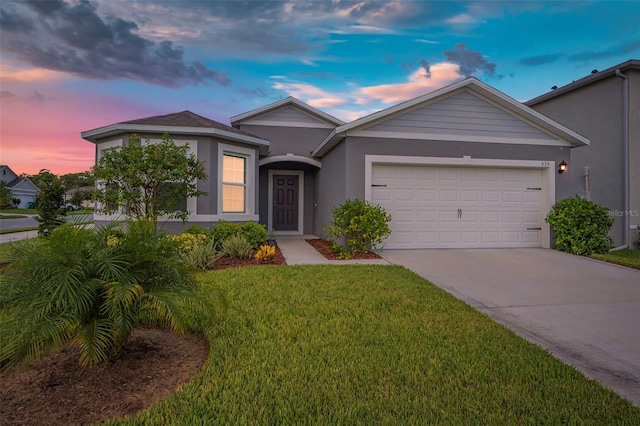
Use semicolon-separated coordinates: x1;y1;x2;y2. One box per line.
0;327;209;426
306;239;382;260
213;242;286;269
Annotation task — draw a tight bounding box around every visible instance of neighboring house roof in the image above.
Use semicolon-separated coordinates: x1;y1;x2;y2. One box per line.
230;96;345;128
525;59;640;106
6;177;40;193
81;110;270;148
312;77;590;157
65;186;94;196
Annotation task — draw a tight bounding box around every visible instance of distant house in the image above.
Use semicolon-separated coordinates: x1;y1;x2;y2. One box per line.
527;59;640;248
64;186;95;208
0;165;40;209
82;77;590;249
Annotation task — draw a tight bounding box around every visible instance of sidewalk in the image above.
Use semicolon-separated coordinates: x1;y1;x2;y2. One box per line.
276;235;390;265
0;230;39;243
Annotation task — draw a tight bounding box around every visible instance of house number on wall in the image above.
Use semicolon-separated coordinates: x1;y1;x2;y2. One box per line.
540;161;551;167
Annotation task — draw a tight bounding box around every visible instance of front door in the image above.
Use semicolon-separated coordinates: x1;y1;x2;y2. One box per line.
273;174;299;231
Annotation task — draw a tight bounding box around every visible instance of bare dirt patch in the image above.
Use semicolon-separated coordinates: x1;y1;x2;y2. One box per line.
0;327;209;426
306;239;382;260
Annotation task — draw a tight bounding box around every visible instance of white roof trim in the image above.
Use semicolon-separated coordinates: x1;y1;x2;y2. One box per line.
231;96;344;127
259;154;321;168
81;123;270;147
350;130;574;146
312;78;589;157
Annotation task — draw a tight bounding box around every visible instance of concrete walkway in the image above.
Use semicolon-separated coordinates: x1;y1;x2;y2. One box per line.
0;230;39;243
381;248;640;406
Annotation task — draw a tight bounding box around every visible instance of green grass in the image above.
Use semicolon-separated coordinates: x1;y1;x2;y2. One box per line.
592;249;640;270
102;265;639;425
0;214;28;219
0;226;38;235
0;208;37;214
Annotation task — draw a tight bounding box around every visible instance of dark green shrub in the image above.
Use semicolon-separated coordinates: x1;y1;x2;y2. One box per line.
241;221;268;248
211;220;267;249
184;225;209;235
545;196;614;255
325;198;392;258
0;221;221;368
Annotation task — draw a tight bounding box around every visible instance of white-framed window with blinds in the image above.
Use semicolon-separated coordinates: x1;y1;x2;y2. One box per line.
218;143;255;216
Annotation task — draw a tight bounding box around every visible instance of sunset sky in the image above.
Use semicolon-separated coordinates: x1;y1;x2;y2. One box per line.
1;0;639;176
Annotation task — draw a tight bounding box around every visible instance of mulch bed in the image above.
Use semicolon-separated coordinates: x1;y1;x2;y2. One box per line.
213;242;286;269
0;327;209;426
306;239;382;260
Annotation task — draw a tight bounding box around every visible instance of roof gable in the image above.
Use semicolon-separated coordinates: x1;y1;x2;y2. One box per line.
231;97;344;129
8;177;40;192
312;78;589;157
0;165;19;184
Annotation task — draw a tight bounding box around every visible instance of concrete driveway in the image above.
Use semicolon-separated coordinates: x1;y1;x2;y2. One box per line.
381;248;640;406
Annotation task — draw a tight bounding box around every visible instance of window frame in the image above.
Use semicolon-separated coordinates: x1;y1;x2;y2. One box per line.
217;143;256;219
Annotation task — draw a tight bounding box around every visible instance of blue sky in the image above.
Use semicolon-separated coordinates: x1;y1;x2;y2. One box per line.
1;0;639;174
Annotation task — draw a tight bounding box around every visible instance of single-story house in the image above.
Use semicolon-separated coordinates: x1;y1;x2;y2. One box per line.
82;77;590;249
526;59;639;249
0;165;40;209
64;186;95;209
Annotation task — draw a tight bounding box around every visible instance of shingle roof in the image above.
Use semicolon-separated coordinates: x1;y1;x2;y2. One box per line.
122;110;257;138
82;110;269;149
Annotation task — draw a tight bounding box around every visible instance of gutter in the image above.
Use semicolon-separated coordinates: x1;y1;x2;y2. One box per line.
611;69;630;251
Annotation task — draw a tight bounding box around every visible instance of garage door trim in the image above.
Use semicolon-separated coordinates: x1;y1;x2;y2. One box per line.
365;155;556;249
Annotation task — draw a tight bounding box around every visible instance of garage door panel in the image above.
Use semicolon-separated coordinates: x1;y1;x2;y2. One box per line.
372;164;545;249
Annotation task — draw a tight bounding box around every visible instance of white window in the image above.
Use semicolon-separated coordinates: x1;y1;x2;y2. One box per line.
222;154;246;213
218;143;255;217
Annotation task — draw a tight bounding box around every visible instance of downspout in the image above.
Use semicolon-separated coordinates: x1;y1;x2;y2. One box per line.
612;69;629;251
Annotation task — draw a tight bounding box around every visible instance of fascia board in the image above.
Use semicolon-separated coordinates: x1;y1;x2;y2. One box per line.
81;124;270;147
231;97;344;126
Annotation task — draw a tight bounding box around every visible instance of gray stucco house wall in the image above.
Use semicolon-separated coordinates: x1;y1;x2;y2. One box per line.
527;60;640;248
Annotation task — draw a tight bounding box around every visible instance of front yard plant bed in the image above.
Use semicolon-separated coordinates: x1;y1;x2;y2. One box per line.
306;238;381;260
214;242;286;269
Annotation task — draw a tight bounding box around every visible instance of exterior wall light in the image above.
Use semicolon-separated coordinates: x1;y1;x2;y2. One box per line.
558;160;568;174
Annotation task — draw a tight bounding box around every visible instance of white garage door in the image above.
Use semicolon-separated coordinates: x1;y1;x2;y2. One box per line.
371;164;544;249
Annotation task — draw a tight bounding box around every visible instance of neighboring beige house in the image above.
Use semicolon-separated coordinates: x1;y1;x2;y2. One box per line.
65;186;95;208
0;165;40;209
527;59;640;248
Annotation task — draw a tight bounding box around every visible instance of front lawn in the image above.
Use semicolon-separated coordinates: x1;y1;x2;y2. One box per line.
592;249;640;270
108;265;638;424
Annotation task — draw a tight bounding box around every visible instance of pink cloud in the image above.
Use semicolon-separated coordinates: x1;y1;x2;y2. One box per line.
355;62;463;105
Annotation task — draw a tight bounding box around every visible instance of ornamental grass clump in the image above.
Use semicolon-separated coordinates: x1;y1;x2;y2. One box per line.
0;221;220;369
545;196;614;255
222;234;253;259
325;198;392;259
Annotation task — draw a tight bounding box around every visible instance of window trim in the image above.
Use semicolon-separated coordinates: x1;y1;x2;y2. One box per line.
217;143;256;219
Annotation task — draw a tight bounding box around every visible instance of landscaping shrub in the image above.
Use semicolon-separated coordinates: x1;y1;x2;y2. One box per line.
184;241;223;270
254;244;276;263
545;196;614;255
183;225;209;235
222;234;253;259
211;220;267;249
325;198;392;258
0;222;220;368
168;232;210;254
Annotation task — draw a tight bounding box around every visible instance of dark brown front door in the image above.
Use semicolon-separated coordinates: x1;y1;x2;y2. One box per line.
273;175;298;231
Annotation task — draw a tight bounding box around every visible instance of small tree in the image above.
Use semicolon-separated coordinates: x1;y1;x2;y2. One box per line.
34;170;66;236
93;133;207;226
0;181;11;208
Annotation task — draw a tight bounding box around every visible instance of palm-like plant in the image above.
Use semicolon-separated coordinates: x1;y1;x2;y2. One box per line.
0;222;219;369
